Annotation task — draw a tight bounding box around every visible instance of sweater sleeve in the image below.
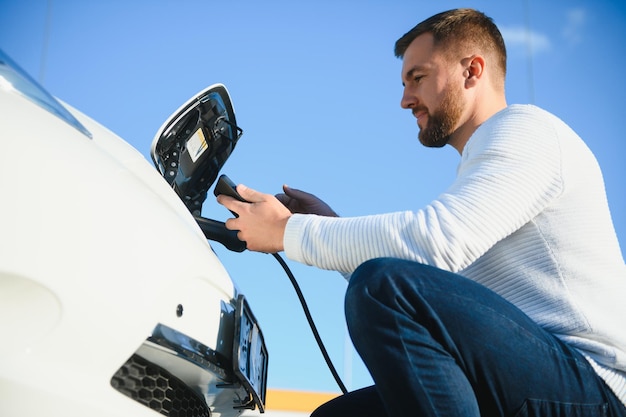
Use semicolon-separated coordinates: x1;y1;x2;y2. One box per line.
284;105;565;275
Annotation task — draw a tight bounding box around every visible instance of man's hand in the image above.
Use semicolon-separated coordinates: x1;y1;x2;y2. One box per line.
276;185;338;217
216;184;292;253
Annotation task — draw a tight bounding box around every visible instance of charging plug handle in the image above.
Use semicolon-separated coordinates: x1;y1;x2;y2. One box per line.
194;216;247;252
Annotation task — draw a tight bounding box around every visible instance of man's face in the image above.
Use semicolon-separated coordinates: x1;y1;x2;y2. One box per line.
400;33;465;148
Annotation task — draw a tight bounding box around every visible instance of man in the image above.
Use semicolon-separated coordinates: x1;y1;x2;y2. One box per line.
218;8;626;416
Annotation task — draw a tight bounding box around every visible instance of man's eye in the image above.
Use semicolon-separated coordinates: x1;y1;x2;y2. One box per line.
414;75;423;82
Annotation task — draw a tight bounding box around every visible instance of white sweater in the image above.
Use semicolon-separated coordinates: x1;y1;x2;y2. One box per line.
284;105;626;405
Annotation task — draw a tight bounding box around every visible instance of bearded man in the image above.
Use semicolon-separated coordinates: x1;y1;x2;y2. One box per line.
218;8;626;417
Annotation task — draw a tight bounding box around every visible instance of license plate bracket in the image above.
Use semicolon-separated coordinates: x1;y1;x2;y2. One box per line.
233;294;268;412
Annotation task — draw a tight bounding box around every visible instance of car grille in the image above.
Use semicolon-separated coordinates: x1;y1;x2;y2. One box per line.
111;354;210;417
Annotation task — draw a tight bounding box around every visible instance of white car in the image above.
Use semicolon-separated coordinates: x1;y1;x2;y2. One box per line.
0;49;267;417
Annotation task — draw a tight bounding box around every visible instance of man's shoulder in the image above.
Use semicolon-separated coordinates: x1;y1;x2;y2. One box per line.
465;104;565;157
481;104;568;138
494;104;556;122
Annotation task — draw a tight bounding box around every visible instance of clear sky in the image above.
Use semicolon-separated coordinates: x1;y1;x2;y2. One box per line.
2;0;625;394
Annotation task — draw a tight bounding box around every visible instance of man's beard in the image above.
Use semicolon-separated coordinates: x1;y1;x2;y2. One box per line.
418;84;463;148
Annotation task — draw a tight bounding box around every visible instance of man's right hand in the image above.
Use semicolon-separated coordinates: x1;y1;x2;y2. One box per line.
275;185;339;217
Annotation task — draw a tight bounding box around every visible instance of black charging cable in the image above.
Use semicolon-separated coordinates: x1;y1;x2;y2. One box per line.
272;252;348;395
194;214;348;394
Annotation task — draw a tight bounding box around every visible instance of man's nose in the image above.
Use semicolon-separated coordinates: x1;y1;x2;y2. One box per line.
400;88;416;109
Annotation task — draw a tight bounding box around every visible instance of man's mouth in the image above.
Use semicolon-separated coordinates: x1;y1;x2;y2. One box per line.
413;109;427;126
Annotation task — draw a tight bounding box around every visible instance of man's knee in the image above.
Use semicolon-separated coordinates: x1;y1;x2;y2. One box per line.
347;257;431;298
349;258;395;286
345;258;393;338
346;258;399;305
345;258;429;331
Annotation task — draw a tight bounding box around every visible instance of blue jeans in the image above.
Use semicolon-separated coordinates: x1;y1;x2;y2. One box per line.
312;258;626;417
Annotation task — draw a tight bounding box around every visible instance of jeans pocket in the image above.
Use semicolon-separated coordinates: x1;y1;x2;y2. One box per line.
514;398;608;417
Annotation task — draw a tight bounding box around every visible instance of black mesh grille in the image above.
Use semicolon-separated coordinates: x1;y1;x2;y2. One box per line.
111;354;210;417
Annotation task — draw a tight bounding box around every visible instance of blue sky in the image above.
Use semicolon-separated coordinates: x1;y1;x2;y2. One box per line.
2;0;625;394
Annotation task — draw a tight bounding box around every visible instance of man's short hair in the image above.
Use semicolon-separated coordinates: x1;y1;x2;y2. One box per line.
395;9;507;84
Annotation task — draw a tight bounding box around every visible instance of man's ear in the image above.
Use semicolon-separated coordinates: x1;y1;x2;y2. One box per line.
464;55;485;87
